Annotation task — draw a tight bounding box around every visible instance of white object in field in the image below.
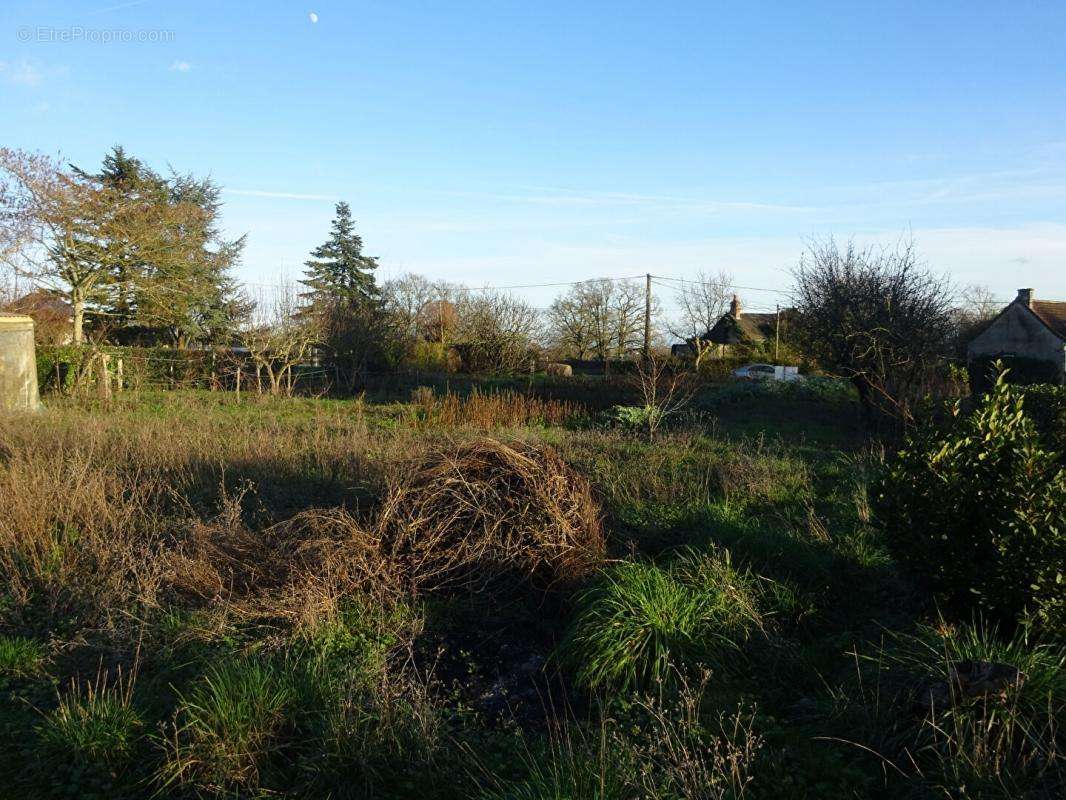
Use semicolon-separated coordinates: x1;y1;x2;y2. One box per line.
309;11;319;23
732;363;801;382
0;312;41;413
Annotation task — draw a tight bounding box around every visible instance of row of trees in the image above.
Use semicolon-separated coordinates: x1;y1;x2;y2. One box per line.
2;147;1007;420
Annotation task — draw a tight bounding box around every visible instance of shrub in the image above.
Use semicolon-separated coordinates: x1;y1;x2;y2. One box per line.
1022;384;1066;453
36;344;225;394
699;375;856;407
602;404;662;433
969;354;1063;394
875;371;1066;629
559;548;764;691
405;340;456;372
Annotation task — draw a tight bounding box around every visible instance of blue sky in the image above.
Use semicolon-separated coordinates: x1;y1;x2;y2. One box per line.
3;0;1065;311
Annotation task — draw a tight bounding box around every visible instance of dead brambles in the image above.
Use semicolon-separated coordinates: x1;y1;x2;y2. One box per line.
376;437;606;592
170;437;607;607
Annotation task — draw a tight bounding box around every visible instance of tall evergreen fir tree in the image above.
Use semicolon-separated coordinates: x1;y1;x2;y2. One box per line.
301;202;383;386
300;201;379;309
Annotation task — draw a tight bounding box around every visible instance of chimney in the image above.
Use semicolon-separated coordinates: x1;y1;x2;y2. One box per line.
1017;288;1034;308
729;294;742;318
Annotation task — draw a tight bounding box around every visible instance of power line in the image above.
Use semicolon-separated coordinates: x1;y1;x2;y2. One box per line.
649;275;794;296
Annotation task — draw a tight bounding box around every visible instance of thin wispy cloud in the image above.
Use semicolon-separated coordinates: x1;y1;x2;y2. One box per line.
169;60;192;73
0;60;43;87
88;0;155;16
445;186;814;215
224;188;333;201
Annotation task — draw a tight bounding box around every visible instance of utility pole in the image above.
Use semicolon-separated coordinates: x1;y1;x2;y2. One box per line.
774;304;781;363
643;273;652;363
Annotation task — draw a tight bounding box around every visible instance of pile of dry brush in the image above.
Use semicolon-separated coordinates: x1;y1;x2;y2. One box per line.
165;439;607;622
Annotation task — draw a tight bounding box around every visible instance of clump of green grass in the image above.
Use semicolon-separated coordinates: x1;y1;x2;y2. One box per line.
477;722;633;800
162;657;295;793
0;635;45;679
840;620;1064;798
37;672;141;767
559;548;765;691
477;678;763;800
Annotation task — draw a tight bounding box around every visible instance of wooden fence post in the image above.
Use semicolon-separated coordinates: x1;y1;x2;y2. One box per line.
96;352;112;401
235;366;241;403
115;358;124;392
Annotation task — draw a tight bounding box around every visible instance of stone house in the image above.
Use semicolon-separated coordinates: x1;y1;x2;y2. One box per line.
967;288;1066;383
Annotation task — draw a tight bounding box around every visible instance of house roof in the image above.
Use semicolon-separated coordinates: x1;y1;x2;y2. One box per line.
703;312;778;345
6;290;72;318
1030;300;1066;339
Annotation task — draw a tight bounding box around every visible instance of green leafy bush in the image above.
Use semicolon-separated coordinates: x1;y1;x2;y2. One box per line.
700;376;856;407
875;371;1066;629
404;340;457;372
602;404;662;432
36;344;223;393
1021;384;1066;453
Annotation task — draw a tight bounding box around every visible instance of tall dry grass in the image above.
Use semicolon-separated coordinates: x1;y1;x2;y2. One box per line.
0;404;384;633
0;397;605;637
410;386;579;429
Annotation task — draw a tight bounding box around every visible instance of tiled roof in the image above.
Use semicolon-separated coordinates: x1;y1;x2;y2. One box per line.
1031;300;1066;339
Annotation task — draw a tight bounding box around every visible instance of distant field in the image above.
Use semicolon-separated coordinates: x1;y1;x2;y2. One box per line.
0;381;1059;799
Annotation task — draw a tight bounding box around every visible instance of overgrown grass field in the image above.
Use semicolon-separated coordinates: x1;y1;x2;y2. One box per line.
0;380;1060;799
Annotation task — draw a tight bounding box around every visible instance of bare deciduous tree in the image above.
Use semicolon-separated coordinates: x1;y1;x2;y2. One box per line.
546;278;659;361
951;283;1000;358
672;268;735;340
631;354;694;442
242;283;321;396
455;290;540;373
382;272;436;342
792;237;954;428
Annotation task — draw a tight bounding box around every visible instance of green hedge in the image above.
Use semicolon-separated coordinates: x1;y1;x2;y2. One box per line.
36;345;228;393
969;354;1063;394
